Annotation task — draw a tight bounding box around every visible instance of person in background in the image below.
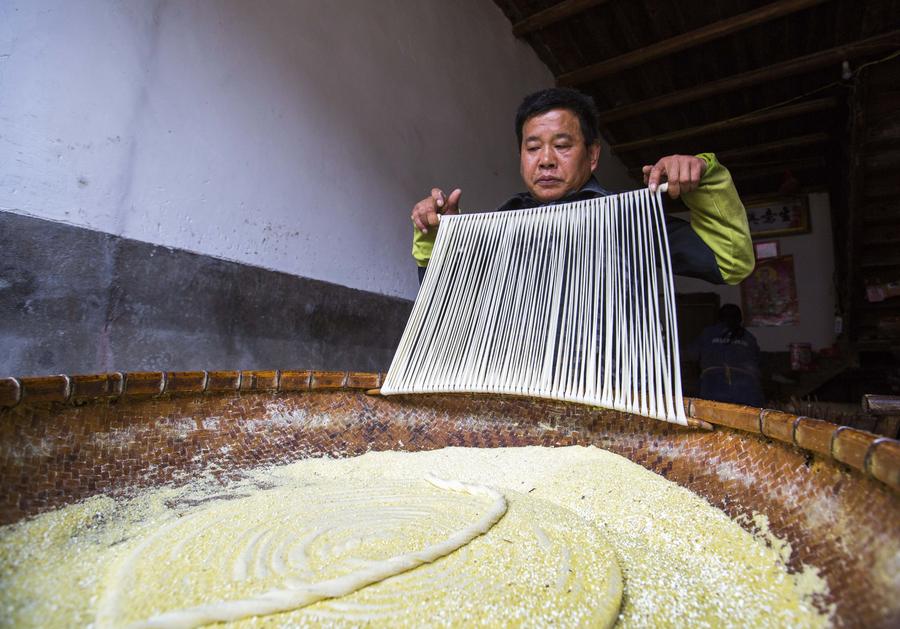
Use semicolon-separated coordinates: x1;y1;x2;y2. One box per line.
696;304;765;407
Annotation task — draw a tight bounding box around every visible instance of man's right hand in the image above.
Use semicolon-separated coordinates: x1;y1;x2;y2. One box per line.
411;187;461;234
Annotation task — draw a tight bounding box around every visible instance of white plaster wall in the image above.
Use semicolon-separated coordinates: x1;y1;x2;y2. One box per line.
675;192;837;351
0;0;632;299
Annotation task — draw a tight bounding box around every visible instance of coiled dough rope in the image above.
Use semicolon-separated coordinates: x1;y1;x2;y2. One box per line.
102;476;506;629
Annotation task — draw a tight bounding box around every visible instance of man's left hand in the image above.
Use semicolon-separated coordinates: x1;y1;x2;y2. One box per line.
643;155;707;199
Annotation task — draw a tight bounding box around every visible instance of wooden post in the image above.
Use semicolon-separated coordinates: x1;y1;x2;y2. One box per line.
865;394;900;439
844;72;867;342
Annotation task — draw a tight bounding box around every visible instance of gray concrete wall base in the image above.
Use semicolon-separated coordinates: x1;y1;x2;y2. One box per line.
0;211;412;377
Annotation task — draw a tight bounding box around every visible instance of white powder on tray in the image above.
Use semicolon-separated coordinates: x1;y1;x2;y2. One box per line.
0;445;832;628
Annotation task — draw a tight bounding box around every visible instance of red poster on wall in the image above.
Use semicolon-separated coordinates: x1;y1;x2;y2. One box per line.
740;255;800;327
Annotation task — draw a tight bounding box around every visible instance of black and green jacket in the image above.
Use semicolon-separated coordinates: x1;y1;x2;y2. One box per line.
413;153;754;286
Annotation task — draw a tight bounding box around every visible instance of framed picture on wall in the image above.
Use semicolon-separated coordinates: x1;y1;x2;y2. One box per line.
741;255;800;327
745;195;810;239
753;240;780;259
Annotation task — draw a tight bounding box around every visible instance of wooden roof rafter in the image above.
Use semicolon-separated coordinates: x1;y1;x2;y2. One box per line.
729;155;826;181
627;155;826;184
512;0;611;37
611;97;838;153
597;29;900;123
557;0;828;86
717;133;831;161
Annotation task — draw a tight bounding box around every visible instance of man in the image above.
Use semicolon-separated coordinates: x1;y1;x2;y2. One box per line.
694;304;765;407
410;88;754;286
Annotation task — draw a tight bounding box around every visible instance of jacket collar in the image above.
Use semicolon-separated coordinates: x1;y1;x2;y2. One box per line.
496;176;613;212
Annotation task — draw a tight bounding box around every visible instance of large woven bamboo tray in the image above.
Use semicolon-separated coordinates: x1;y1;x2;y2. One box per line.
1;369;898;627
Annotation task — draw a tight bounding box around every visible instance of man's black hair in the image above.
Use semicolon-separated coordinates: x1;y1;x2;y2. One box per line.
718;303;746;341
515;87;601;149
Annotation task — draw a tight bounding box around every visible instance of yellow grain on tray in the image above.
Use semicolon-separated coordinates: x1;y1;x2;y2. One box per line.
0;446;832;627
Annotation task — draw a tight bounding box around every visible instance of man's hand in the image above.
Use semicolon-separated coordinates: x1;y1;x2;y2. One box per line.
411;188;461;234
642;155;707;199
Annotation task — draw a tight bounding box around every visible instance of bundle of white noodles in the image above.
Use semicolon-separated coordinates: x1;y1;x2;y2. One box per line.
383;186;686;425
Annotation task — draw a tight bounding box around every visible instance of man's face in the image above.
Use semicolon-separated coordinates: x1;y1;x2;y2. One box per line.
519;108;601;203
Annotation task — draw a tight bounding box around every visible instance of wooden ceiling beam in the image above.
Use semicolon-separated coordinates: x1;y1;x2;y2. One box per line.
717;133;831;161
598;29;900;123
512;0;611;37
739;187;829;205
628;151;826;182
557;0;827;86
663;184;830;214
611;97;837;153
641;156;826;184
865;148;900;173
730;156;825;181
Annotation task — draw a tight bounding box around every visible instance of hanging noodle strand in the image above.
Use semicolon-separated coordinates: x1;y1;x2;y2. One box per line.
383;186;686;425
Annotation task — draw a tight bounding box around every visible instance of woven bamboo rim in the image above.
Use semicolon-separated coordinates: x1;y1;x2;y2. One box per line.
1;369;898;493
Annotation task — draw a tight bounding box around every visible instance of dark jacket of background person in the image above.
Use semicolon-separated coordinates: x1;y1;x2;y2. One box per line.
695;305;765;407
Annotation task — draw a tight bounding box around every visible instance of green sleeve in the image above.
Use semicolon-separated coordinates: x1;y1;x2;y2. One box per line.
682;153;755;285
411;209;464;267
412;226;435;268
